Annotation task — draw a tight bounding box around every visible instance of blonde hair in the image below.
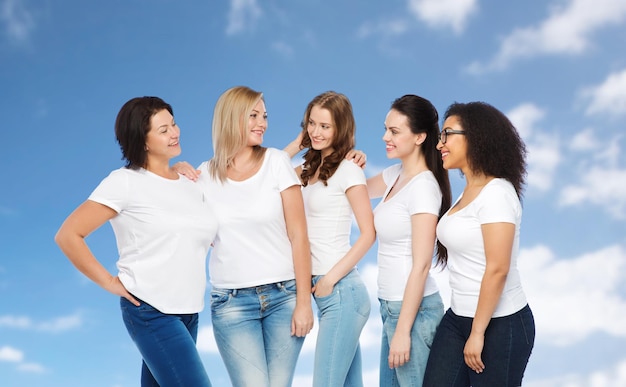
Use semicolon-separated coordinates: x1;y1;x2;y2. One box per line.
209;86;266;182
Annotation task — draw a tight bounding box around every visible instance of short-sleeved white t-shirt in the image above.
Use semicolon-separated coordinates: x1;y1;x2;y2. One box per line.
88;167;217;314
302;159;366;275
374;164;441;301
436;178;527;318
198;148;301;289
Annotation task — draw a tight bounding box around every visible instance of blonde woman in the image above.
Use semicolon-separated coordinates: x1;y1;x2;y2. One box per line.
177;86;313;387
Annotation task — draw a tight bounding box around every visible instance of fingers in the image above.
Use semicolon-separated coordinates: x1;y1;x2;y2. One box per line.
388;352;410;369
464;353;485;373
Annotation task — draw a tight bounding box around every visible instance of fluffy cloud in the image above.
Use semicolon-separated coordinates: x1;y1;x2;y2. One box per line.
407;0;478;34
0;313;82;333
526;357;626;387
467;0;626;73
0;0;35;45
226;0;262;36
582;68;626;117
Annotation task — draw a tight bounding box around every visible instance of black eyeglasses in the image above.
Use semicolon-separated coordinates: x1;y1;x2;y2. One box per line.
438;129;465;144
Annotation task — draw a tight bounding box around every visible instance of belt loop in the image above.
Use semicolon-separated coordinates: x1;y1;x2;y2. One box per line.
232;289;238;297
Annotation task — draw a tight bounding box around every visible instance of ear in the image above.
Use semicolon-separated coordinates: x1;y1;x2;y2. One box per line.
415;132;427;146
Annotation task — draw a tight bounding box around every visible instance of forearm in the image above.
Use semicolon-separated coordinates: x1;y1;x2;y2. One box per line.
291;235;312;304
56;233;113;289
395;266;429;334
472;270;507;334
323;232;375;285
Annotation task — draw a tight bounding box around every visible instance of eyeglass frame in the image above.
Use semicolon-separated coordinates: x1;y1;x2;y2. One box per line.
438;129;465;144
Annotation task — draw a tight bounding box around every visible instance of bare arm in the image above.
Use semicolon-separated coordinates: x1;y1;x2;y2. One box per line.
284;130;305;158
464;222;514;373
54;200;139;306
312;184;376;297
366;173;386;199
388;213;438;369
281;185;314;337
172;161;201;181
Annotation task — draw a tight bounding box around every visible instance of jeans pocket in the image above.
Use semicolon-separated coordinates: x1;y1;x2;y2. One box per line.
210;289;231;312
279;279;297;295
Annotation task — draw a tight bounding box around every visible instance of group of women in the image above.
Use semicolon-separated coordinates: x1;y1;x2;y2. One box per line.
55;85;535;387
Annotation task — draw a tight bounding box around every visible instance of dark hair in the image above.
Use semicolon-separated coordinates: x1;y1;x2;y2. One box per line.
114;96;173;169
300;91;355;186
391;95;452;266
444;101;527;199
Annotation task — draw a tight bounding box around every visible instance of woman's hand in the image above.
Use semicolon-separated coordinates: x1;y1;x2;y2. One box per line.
312;276;335;298
172;161;200;181
388;332;411;369
464;331;486;373
104;276;140;306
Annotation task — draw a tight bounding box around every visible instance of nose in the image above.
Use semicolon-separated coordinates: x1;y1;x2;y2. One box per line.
436;138;443;150
382;129;391;142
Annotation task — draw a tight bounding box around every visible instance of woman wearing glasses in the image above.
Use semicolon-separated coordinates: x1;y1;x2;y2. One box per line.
423;102;535;387
365;94;451;386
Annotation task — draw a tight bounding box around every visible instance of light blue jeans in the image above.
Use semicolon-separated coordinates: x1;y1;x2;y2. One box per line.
379;292;444;387
312;269;371;387
120;296;212;387
210;279;304;387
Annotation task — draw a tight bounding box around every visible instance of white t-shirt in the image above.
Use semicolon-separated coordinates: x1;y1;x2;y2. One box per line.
198;148;301;289
374;164;441;301
302;159;366;275
88;167;217;314
437;178;527;318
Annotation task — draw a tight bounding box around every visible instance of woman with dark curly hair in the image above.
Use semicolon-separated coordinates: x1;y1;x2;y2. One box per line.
423;102;535;387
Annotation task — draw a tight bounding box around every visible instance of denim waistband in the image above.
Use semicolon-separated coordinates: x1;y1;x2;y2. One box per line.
217;279;294;297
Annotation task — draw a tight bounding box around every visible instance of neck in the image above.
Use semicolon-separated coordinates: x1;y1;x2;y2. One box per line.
400;152;428;177
145;158;176;179
464;170;492;188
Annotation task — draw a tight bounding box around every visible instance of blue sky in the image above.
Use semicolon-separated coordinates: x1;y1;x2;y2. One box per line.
1;0;626;386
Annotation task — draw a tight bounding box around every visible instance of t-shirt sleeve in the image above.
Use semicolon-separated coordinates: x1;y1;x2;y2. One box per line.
407;175;441;216
271;148;302;192
338;160;367;192
87;169;129;213
476;180;521;224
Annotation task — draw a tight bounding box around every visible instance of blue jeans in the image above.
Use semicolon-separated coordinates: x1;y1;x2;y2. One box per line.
379;292;444;387
210;279;304;387
120;297;211;387
423;304;535;387
312;269;371;387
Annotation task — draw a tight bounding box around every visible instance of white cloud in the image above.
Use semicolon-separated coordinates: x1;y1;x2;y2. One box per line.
226;0;262;36
0;345;23;362
466;0;626;73
507;103;561;193
526;357;626;387
569;127;599;151
407;0;477;34
582;68;626;117
17;362;46;373
519;244;626;346
196;325;219;353
559;166;626;218
0;313;82;333
0;0;35;44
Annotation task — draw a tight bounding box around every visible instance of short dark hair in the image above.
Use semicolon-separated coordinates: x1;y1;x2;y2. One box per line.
444;101;527;198
114;96;173;169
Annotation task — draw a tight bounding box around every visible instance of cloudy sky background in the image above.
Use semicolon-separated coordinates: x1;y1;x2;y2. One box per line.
1;0;625;386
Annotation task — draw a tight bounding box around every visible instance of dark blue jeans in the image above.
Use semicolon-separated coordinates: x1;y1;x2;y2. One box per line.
423;304;535;387
120;297;212;387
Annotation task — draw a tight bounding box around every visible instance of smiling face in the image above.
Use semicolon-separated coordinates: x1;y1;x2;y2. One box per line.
144;109;180;163
382;109;420;161
306;105;335;157
437;115;468;171
246;99;267;147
